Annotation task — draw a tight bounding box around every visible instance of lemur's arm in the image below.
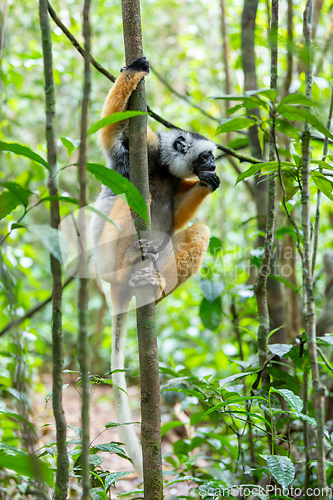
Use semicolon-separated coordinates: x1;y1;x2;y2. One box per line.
174;173;220;231
100;57;158;151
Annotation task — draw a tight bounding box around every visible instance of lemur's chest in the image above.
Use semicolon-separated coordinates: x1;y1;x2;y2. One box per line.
149;175;179;235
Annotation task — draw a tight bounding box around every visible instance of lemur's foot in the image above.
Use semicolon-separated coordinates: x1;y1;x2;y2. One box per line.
125;239;159;264
121;57;150;74
128;267;166;290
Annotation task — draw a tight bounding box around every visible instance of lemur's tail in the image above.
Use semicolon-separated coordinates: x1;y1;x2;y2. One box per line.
111;311;143;476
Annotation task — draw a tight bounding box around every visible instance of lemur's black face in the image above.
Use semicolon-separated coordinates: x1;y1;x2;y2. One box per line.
194;151;215;177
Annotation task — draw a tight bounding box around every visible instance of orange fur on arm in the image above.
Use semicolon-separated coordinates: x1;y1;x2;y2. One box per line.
100;70;148;150
174;183;212;231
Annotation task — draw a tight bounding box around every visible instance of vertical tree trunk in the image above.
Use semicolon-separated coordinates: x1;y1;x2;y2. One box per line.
241;0;286;343
220;0;231;119
77;0;91;497
39;1;69;498
121;0;163;497
302;2;327;495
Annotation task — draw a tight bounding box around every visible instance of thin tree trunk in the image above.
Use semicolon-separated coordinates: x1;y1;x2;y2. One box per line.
302;1;327;496
77;0;91;497
283;0;293;97
121;0;163;497
220;0;231;120
39;1;69;498
254;0;278;387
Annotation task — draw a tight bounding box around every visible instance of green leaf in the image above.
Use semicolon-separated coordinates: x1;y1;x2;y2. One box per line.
0;182;31;207
269;367;300;393
39;195;79;205
94;443;131;461
268;344;293;358
255;88;277;102
199;297;222;330
105;471;133;490
310;160;333;170
28;224;67;263
266;455;295;487
0;450;54;486
161;420;184;438
276;104;333;140
0;191;23;220
321;334;333;346
87;111;148;135
279;93;318;107
87;163;148;224
91;490;107;500
200;280;224;302
271;388;303;415
210;94;266;109
236;161;295;184
219;372;254;388
208;236;222;255
216;117;255;135
268;273;299;293
89;455;103;467
299;413;317;426
60;136;79;155
0;141;50;169
0;411;37;438
226;136;249;149
311;172;333;201
275;119;300;140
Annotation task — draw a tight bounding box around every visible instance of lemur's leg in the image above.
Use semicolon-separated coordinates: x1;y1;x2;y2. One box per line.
174;173;220;231
100;57;149;151
155;223;211;303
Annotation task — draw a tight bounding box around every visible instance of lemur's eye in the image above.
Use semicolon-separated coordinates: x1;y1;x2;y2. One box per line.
173;136;187;153
199;152;211;162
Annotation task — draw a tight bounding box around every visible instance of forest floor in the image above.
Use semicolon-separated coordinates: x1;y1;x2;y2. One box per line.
31;373;191;498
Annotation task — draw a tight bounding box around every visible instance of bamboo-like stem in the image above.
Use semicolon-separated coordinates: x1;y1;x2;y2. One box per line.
121;0;163;497
77;0;91;497
311;86;333;277
38;0;69;497
253;0;278;386
283;0;293;97
302;1;327;495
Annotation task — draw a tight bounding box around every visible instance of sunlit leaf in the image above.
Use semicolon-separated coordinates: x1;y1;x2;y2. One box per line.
0;182;31;207
0;141;50;169
311;171;333;200
60;136;79;155
161;420;184;438
87;111;148;135
268;344;293;358
216;117;255;135
266;455;295;487
0;191;23;220
200;280;224;302
279;93;318;107
277;105;333;140
87;163;148;224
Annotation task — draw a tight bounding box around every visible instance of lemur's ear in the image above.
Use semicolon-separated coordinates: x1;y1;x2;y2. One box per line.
173;135;187;154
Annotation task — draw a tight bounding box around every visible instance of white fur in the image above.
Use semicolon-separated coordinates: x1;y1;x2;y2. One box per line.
159;130;217;178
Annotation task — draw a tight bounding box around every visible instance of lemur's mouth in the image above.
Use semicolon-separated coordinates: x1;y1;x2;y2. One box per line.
193;162;216;178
